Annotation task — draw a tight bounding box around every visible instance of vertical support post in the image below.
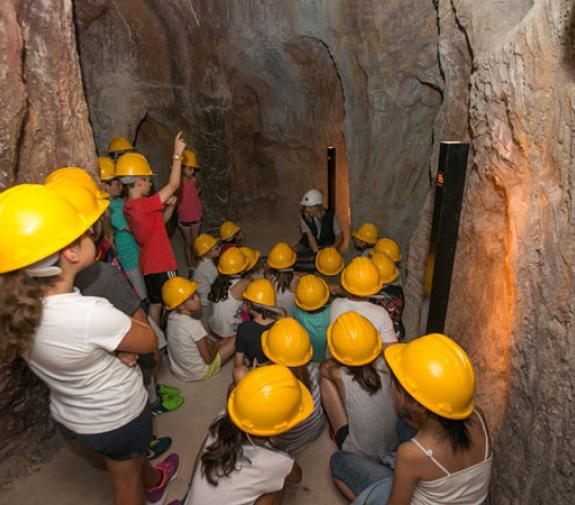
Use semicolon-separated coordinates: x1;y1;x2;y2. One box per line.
420;141;470;334
327;146;336;211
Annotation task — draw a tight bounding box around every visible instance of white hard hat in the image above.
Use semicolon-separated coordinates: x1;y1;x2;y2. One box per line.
300;189;323;207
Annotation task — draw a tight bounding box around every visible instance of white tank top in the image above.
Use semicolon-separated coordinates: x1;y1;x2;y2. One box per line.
275;286;296;317
208;278;243;337
411;411;493;505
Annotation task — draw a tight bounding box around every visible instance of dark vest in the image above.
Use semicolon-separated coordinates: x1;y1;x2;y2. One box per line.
299;208;336;249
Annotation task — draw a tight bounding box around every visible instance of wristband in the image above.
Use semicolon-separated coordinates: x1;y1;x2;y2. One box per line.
173;154;182;161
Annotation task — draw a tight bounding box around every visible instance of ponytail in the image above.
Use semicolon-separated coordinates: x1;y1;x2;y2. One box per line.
268;268;293;293
0;271;52;361
201;414;250;486
208;274;232;303
347;361;382;395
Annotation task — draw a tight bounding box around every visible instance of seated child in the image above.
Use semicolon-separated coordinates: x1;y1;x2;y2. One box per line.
315;246;345;294
266;242;300;317
192;233;221;309
351;222;379;257
183;365;310;505
320;312;398;460
219;220;242;253
369;253;405;341
263;318;324;455
163;276;235;382
208;247;251;338
107;135;136;161
233;278;282;383
294;274;331;362
330;257;397;347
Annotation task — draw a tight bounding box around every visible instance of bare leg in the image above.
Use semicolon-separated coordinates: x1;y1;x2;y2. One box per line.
189;222;201;268
333;478;357;501
217;336;236;363
148;303;162;328
320;375;349;433
105;455;160;505
233;364;249;384
179;225;193;270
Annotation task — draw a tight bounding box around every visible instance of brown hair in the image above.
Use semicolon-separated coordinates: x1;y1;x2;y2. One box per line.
267;268;293;293
0;271;53;361
290;364;312;390
346;361;382;395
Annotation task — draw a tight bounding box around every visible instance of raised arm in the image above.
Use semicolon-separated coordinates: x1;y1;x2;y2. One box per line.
158;131;187;203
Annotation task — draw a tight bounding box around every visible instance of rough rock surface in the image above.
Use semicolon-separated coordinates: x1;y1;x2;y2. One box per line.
0;0;96;490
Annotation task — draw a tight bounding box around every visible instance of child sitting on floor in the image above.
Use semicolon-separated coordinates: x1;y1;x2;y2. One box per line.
162;276;235;382
320;312;398;461
266;242;300;317
192;234;221;308
232;278;282;383
263;318;324;455
351;222;379;257
183;365;310;505
294;274;331;362
315;246;345;294
219;220;243;253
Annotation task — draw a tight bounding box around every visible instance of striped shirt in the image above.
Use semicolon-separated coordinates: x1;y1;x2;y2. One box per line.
269;363;324;455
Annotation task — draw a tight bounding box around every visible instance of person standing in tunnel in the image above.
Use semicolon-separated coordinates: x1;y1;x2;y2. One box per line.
121;132;187;327
297;189;344;257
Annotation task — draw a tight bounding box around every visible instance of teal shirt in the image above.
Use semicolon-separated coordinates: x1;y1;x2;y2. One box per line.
109;197;140;271
294;305;330;362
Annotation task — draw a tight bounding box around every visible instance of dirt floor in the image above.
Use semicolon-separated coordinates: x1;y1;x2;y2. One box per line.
3;217;348;504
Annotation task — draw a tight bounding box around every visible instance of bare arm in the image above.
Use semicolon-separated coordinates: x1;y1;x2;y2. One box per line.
285;460;302;483
196;337;219;364
195;172;203;195
334;232;344;251
234;351;246;367
163;195;177;223
158;131;186;203
385;442;420;505
306;231;319;253
116;317;157;353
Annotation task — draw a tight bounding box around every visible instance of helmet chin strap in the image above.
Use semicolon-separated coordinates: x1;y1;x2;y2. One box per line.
24;252;62;278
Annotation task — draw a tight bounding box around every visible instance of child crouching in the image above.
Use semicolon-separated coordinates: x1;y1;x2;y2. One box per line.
162;277;235;382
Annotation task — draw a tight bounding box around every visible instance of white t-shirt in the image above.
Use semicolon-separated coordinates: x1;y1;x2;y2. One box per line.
166;312;209;381
27;290;147;434
330;298;397;344
193;257;219;306
186;435;294;505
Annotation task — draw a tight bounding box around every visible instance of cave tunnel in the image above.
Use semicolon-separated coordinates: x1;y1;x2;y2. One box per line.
0;1;574;504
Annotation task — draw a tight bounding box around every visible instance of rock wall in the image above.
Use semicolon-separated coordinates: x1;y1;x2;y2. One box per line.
0;0;96;490
405;1;575;503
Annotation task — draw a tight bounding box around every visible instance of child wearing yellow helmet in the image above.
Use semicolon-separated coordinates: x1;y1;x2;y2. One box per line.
121;132;187;326
320;312;398;462
351;222;379;257
265;242;300;316
330;257;397;348
0;184;180;504
333;334;492;505
294;274;331;361
162;276;235;382
191;234;221;320
176;150;203;274
184;366;310;505
219;220;243;253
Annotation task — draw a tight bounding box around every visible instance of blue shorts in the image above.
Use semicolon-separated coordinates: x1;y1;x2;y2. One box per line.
56;405;153;461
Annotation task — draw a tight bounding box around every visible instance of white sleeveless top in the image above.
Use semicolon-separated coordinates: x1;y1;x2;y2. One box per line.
275;286;296;317
411;411;493;505
208;278;243;337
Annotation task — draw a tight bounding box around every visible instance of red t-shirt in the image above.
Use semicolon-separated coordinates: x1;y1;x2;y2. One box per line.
123;194;177;275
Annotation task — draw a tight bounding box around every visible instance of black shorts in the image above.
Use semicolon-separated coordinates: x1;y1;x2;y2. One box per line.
56;405;152;461
144;271;177;304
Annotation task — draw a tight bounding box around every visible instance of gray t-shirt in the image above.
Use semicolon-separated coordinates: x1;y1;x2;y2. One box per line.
75;262;140;316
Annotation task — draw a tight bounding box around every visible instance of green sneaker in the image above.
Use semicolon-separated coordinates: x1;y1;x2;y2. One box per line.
156;383;181;397
152;395;184;416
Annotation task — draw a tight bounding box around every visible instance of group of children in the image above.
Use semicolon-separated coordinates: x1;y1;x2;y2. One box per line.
0;131;492;505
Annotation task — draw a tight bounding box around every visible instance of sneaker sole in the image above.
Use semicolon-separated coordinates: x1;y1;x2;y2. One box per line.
145;467;180;505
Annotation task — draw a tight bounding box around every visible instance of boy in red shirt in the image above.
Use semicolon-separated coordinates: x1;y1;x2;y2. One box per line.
119;132;187;325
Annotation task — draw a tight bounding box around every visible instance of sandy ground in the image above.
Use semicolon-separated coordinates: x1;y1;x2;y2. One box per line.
4;218;347;504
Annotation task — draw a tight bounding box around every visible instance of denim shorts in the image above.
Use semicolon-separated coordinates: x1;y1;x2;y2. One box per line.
330;451;394;498
56;405;153;461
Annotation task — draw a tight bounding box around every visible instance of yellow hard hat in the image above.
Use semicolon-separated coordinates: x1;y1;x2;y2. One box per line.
194;233;218;256
370;237;402;263
341;257;383;297
370;253;399;285
243;278;276;307
218;246;249;275
219;220;241;241
295;274;329;311
240;246;261;271
384;333;476;420
107;136;134;154
315;247;344;276
262;318;313;367
267;242;297;270
98;157;115;181
0;184;95;273
161;276;199;311
228;364;314;436
182;150;199;168
352;222;378;245
45;167;109;200
327;311;382;366
115;152;154;177
46;178;109;226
